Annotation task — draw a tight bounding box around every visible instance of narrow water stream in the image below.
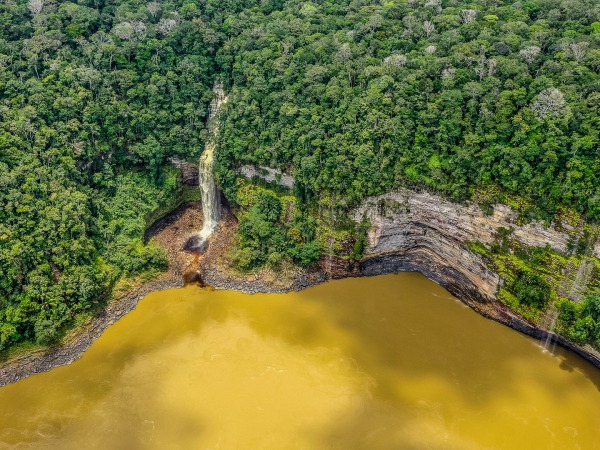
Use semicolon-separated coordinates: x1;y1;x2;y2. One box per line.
198;83;227;241
1;274;599;449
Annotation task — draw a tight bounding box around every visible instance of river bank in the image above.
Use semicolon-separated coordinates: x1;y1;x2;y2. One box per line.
203;218;600;371
175;204;600;372
0;201;326;387
0;202;201;387
2;202;600;387
198;207;600;372
4;273;600;450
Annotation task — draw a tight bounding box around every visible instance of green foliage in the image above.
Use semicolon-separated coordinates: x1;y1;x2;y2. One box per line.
472;225;600;342
490;227;514;254
350;216;370;261
0;0;262;350
213;0;600;223
2;0;600;352
255;192;283;223
33;319;58;346
232;186;320;270
558;295;600;349
96;171;175;277
584;294;600;322
508;269;551;309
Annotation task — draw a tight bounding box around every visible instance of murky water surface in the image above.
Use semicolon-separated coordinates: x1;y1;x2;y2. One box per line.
1;273;600;449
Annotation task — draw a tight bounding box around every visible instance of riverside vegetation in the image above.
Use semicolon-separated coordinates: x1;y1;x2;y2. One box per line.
1;0;600;353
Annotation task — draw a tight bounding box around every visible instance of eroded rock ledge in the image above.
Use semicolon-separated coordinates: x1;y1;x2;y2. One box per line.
354;188;600;368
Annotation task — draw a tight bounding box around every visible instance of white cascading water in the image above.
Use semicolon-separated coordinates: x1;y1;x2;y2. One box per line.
197;82;228;242
543;257;593;352
198;143;219;239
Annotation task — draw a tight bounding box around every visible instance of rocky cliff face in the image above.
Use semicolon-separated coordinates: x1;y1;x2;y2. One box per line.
3;187;599;386
354;189;577;302
238;165;295;189
353;189;600;368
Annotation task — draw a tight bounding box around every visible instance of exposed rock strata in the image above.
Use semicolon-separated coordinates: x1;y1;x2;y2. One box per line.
353;189;596;303
354;188;600;368
3;189;600;387
169;157;199;186
238;165;295;189
356;189;577;257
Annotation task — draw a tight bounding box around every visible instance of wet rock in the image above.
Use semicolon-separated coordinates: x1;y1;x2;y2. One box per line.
3;190;600;388
169;158;199;185
183;234;209;254
183;270;205;286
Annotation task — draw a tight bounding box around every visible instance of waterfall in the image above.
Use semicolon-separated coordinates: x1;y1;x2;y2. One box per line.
568;258;594;303
542;309;558;353
543;257;593;353
189;82;228;251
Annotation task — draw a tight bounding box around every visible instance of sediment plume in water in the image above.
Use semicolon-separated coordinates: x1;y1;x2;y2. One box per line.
2;274;600;449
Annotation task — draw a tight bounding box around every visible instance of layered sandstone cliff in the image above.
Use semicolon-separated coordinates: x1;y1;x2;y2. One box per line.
353;189;600;368
354;189;583;302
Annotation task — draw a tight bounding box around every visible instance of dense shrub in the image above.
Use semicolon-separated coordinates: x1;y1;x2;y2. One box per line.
508;269;551;309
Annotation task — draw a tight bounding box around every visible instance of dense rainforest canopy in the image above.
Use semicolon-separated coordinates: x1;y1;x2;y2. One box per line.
0;0;599;350
215;0;600;218
0;0;264;349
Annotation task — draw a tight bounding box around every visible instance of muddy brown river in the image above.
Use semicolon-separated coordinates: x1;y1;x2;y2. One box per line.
1;273;599;449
